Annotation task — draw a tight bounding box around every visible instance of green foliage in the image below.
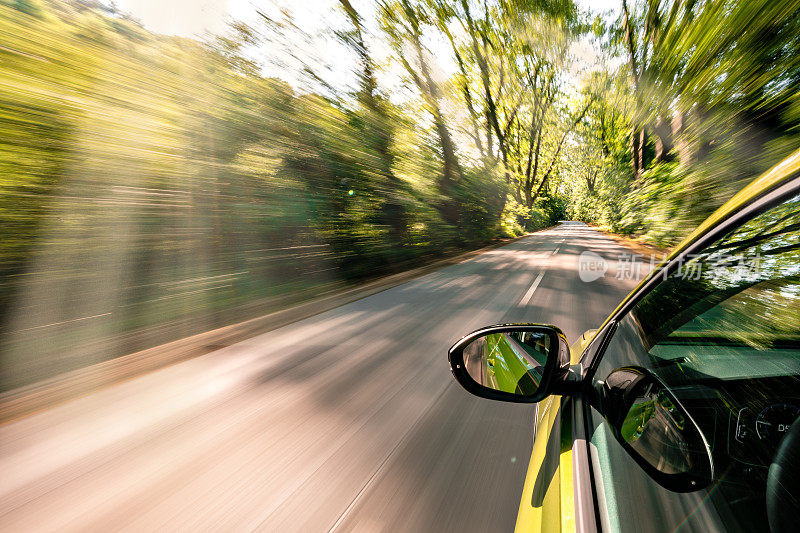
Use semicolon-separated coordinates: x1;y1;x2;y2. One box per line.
500;195;553;236
500;197;529;237
0;0;513;389
561;0;800;248
451;167;506;243
536;194;567;225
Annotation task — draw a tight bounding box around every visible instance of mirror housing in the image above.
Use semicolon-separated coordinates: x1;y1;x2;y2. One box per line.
600;366;714;492
447;324;572;403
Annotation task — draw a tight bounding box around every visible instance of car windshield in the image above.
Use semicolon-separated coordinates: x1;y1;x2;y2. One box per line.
634;192;800;364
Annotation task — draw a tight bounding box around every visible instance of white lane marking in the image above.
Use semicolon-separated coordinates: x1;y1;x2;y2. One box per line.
551;246;560;255
519;271;545;306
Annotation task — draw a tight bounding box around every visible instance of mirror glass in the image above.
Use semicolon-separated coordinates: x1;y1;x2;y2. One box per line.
621;381;708;476
461;330;551;396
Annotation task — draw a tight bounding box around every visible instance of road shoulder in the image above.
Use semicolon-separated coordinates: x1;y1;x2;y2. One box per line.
585;224;672;258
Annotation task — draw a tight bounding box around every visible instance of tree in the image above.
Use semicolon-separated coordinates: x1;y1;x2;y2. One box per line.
338;0;409;241
427;0;583;212
381;0;464;225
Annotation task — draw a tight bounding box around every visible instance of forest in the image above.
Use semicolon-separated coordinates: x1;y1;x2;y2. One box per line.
1;0;799;388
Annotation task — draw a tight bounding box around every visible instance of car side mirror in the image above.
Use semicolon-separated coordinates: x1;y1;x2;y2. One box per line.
600;366;714;492
447;324;571;403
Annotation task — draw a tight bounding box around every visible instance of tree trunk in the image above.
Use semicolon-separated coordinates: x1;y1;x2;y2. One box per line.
652;115;673;163
622;0;648;180
630;125;641;176
638;127;647;173
395;19;462;225
672;110;690;166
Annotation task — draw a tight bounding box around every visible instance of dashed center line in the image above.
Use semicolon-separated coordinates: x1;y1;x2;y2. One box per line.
551;246;560;255
519;270;545;306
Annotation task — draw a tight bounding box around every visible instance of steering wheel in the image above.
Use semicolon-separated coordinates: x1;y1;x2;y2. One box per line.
767;417;800;533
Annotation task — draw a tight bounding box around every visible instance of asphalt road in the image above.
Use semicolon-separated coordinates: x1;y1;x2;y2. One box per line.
0;222;644;532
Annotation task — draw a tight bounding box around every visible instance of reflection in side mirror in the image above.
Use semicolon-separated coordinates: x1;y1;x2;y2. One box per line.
462;330;549;396
603;367;714;492
448;324;570;403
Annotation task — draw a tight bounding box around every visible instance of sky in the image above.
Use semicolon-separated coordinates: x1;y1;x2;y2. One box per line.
579;0;619;16
108;0;620;162
112;0;620;38
112;0;343;39
110;0;620;100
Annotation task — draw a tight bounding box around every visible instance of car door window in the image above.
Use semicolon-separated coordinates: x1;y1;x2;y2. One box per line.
590;191;800;532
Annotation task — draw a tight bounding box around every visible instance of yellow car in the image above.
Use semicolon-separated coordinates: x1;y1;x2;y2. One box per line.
448;150;800;533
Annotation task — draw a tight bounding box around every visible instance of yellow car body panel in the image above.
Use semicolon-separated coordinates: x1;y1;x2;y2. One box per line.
514;394;571;533
514;339;585;532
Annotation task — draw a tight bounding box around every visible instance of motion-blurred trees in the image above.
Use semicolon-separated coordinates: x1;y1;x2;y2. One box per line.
391;0;585;231
0;0;515;389
380;0;466;227
2;0;796;388
565;0;800;245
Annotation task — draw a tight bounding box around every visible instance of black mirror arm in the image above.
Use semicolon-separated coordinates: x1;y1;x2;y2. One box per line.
551;363;584;396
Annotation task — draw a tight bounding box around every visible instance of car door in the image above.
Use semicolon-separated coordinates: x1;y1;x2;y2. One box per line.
513;335;597;533
583;182;800;532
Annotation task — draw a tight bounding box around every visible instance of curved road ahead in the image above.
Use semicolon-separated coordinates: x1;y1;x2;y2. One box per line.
0;222;643;532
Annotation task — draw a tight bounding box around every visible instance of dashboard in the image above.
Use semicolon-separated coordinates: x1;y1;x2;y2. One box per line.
663;372;800;469
732;400;800;466
663;374;800;530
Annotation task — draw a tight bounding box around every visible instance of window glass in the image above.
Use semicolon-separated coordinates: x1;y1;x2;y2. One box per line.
592;191;800;532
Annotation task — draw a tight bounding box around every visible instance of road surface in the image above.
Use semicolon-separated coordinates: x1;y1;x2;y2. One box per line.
0;222;644;532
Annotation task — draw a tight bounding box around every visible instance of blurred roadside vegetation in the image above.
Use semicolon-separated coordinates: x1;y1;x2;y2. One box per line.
0;0;798;389
564;0;800;246
0;0;547;389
